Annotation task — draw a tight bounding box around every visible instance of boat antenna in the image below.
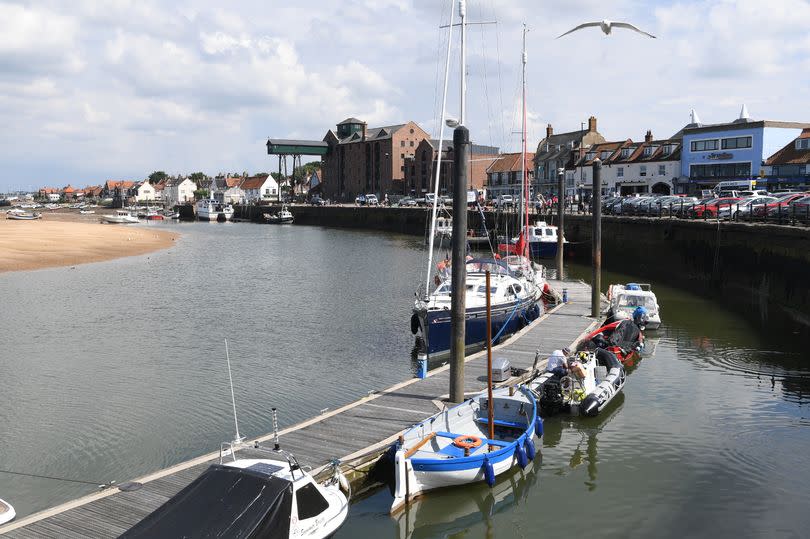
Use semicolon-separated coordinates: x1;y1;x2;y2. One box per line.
225;339;244;445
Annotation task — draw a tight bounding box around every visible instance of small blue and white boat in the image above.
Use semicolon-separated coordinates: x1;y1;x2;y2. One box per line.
390;385;541;513
511;221;567;259
411;258;542;360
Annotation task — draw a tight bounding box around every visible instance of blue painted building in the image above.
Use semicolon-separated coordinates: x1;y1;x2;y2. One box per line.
678;108;809;193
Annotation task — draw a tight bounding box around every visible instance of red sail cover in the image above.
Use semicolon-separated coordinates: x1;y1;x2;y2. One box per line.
497;231;526;256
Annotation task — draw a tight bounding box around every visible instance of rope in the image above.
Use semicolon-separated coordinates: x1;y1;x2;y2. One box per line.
0;468;112;487
491;299;523;344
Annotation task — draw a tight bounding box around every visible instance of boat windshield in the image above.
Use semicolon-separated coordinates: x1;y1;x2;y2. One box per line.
617;294;656;310
465;258;509;275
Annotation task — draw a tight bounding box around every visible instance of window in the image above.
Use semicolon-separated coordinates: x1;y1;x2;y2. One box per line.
640;165;647;177
401;140;405;147
600;151;611;160
643;146;653;156
401;153;405;159
721;136;752;149
410;128;414;134
410;141;414;147
617;167;624;178
690;162;752;178
658;164;666;176
795;139;810;150
690;139;719;152
621;148;632;158
296;483;329;520
662;145;672;155
801;165;808;175
586;152;595;160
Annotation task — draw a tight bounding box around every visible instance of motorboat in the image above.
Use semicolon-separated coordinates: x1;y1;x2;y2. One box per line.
434;216;452;240
79;209;96;214
606;283;661;330
121;441;349;538
197;198;235;221
101;210;139;224
0;498;15;525
579;319;645;367
530;348;625;417
263;205;294;224
5;209;41;220
390;385;540;514
411;258;542;360
502;221;567;259
144;208;164;220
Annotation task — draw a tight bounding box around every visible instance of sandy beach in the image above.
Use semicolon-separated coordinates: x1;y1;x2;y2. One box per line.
0;211;178;273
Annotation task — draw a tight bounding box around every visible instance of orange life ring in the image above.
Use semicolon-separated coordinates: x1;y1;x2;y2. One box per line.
453;435;483;450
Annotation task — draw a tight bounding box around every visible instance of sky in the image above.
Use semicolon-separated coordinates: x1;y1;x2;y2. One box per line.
1;0;809;191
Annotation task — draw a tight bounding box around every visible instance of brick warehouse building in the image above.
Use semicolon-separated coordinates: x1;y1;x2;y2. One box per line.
403;139;499;197
321;118;430;201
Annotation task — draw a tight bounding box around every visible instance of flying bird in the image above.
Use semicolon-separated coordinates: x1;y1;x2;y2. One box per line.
557;20;657;39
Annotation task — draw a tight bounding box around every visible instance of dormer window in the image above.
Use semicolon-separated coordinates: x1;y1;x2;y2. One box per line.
600;151;611;160
662;145;672;155
586;152;596;160
643;146;655;156
797;139;810;150
621;148;632;158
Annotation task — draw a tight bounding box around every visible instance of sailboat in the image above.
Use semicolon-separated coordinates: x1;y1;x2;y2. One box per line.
411;6;541;361
122;342;349;539
0;498;15;525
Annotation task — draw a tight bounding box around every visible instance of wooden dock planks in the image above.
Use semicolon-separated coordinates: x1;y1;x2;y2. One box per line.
1;279;596;538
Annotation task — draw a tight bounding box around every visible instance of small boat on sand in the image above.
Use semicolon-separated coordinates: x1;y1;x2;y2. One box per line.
390;385;540;514
0;497;15;525
6;209;41;220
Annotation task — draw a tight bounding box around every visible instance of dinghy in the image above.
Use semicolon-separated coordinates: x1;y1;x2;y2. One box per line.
579;319;645;367
0;498;15;525
530;349;625;417
390;385;540;514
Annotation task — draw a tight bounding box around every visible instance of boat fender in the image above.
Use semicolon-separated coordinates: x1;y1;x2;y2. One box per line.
525;437;536;462
515;443;528;469
535;416;544;438
410;313;420;335
338;472;351;496
482;457;496;487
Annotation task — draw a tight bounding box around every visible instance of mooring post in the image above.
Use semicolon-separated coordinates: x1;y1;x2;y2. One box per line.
555;168;564;279
592;159;602;318
449;125;470;403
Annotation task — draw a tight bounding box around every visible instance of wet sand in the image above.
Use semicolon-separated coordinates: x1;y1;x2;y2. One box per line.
0;211;178;273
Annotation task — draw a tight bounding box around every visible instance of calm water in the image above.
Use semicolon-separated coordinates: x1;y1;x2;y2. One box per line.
2;224;810;538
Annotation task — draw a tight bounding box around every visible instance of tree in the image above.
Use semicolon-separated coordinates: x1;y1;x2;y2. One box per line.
270;172;283;182
148;171;168;185
193;189;209;200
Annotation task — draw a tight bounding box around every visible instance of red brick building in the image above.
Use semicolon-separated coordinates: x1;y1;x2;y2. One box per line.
321;118;430;200
403;139;499;197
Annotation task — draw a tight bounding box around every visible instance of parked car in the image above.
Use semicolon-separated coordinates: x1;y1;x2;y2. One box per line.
671;196;706;218
689;196;741;219
397;197;417;207
787;195;810;222
717;196;776;220
752;193;808;218
365;194;379;206
494;194;514;208
310;196;326;206
355;194;366;205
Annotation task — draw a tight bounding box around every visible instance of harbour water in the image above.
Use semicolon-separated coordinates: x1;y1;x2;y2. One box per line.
2;223;809;538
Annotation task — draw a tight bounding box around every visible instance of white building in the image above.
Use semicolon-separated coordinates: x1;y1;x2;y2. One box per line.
241;174;279;202
132;181;156;202
570;131;683;196
163;178;197;206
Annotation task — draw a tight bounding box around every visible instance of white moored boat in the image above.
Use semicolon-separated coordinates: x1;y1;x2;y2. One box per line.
0;498;15;525
606;283;661;330
101;210;139;224
390;385;540;513
197;198;234;221
263;205;294;224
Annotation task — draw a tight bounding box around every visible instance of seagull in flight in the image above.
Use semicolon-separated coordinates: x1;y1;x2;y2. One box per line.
557;20;657;39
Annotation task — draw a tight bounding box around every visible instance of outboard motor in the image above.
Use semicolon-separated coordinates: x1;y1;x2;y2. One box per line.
539;378;564;416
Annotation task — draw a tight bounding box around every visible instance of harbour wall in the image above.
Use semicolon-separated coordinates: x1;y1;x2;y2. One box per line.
235;205;810;329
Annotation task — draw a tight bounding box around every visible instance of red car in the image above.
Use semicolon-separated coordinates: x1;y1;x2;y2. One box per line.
752;193;808;217
690;197;741;218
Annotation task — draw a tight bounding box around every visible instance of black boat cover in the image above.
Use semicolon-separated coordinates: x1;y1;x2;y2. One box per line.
608;319;640;349
121;464;293;539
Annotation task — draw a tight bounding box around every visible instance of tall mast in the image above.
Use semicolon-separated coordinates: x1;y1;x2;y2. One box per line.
459;0;467;125
424;0;456;297
520;24;529;257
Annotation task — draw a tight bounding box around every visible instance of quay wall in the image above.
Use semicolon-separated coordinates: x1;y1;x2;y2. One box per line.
238;205;810;328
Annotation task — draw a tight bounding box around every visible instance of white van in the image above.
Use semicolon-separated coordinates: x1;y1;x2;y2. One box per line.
495;194;514;208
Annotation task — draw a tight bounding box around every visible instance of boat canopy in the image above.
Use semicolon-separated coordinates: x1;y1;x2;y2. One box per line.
465;258;510;275
121;464;293;539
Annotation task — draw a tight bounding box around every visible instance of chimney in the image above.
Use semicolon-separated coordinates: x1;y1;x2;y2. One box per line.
362;122;367;141
645;130;653;143
588;116;597;132
546;124;553;139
